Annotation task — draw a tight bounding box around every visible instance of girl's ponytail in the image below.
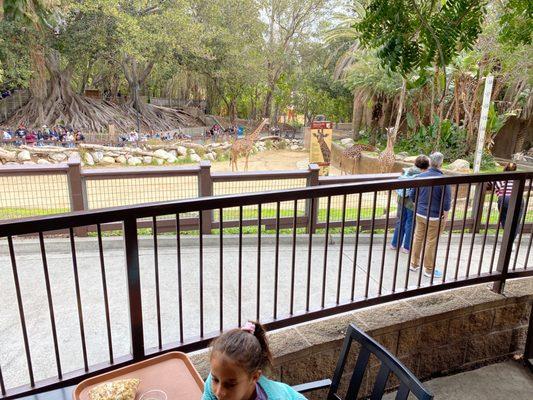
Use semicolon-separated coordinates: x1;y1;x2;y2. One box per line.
251;322;272;370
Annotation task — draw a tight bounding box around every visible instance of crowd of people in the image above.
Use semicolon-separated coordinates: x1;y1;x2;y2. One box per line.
117;129;191;143
1;124;85;147
390;152;523;279
204;124;243;141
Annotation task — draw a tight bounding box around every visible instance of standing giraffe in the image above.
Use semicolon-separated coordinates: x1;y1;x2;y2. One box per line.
229;118;269;171
378;128;396;173
340;143;378;174
312;131;331;164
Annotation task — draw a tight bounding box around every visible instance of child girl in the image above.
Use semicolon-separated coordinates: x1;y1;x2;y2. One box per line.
202;321;307;400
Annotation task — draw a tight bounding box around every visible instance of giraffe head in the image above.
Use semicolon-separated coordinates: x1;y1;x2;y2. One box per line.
312;131;329;142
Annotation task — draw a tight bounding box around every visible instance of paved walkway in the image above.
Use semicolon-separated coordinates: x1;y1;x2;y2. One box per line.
384;360;533;399
0;235;530;391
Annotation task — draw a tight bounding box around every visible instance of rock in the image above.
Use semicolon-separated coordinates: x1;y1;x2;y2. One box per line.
341;138;355;146
290;145;299;151
205;153;215;161
188;149;196;155
177;146;187;156
23;161;35;165
127;157;142;166
49;152;68;162
210;143;221;148
167;155;178;163
154;149;171;160
447;159;471;172
83;152;94;166
404;156;419;163
169;150;177;157
37;159;51;165
5;162;18;165
116;155;127;164
92;151;104;162
101;156;116;164
143;156;153;164
190;153;202;162
155;158;165;165
17;150;31;161
104;152;120;157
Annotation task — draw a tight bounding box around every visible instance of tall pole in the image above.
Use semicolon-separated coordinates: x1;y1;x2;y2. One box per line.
473;75;494;173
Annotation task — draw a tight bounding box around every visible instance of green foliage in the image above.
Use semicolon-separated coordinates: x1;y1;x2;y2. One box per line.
356;0;486;75
465;151;498;171
498;0;532;45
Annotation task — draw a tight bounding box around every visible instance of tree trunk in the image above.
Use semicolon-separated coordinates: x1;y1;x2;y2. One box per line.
352;91;363;140
392;78;407;142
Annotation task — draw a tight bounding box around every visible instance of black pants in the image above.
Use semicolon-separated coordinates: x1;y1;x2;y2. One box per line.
497;196;524;244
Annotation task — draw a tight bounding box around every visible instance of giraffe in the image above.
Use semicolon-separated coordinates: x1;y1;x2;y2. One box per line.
312;131;331;164
378;127;396;173
340;143;378;174
229;118;269;171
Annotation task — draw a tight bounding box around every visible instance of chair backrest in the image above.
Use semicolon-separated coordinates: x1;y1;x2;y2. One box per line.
328;324;433;400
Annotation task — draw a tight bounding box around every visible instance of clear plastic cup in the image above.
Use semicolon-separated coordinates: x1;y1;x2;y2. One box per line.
138;389;168;400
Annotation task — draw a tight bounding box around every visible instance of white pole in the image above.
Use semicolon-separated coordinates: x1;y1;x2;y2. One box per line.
473;75;494;173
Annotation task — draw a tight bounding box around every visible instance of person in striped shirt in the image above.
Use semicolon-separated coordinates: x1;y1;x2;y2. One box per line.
494;163;524;245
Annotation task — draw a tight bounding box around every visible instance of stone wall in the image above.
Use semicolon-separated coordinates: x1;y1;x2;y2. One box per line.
190;277;532;399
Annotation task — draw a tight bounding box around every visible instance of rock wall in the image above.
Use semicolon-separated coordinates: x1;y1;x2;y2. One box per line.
0;138;304;166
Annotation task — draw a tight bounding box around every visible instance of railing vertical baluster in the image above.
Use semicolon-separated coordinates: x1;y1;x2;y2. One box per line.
306;198;314;311
219;208;224;331
97;224;114;363
336;195;347;304
443;185;459;283
69;228;89;372
198;212;204;338
238;206;243;326
123;218;144;359
152;217;162;350
379;191;392;295
524;228;532;269
38;232;62;378
489;180;509;273
466;182;486;277
477;184;496;276
175;214;184;343
418;186;434;286
513;179;532;270
392;190;405;293
365;192;377;298
290;200;298;315
8;236;35;386
0;364;5;396
274;202;281;319
455;183;472;280
351;193;362;300
405;188;419;290
321;196;331;308
257;204;262;320
430;189;446;285
493;178;526;293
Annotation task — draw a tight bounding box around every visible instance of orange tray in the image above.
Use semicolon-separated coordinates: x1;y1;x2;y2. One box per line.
73;352;204;399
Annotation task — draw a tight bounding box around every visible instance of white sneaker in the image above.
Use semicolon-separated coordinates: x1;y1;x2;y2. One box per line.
409;264;420;272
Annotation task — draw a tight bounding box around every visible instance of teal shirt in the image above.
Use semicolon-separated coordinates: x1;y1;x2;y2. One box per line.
202;374;307;400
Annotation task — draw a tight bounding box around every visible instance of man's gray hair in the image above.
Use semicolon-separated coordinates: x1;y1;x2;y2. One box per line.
429;152;444;168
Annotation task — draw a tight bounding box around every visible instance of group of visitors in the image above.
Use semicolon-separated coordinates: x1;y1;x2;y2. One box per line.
1;124;85;146
204;124;243;141
118;129;192;143
390;152;522;279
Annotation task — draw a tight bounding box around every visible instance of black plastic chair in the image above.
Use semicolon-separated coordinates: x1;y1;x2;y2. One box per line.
293;324;433;399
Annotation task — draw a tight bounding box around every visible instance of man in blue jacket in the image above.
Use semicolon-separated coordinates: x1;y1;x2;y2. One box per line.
409;152;451;278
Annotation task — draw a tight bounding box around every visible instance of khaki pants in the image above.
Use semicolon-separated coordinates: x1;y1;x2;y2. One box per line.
411;215;444;271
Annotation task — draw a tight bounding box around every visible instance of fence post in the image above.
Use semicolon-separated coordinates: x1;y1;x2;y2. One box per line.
123;217;145;360
492;177;525;293
67;153;88;236
471;182;487;233
198;160;213;234
306;163;320;233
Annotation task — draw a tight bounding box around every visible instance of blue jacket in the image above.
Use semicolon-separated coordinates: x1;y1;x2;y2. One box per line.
202;374;307;400
409;168;451;218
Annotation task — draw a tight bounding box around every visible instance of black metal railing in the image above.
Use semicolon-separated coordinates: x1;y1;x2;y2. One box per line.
0;171;531;398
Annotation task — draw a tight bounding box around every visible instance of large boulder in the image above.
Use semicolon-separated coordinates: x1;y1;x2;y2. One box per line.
83;152;95;166
92;151;104;163
169;150;177;157
127;157;142;166
17;150;31;161
341;138;354;146
447;159;471;173
177;146;187;156
143;156;153;164
155;158;165;165
49;152;68;162
154;149;171;160
290;145;299;151
101;156;116;164
190;153;202;162
116;155;127;164
37;158;51;165
205;152;216;161
404;156;418;163
167;155;178;163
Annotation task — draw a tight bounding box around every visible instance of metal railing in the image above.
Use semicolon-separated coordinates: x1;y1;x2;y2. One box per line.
0;170;531;398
